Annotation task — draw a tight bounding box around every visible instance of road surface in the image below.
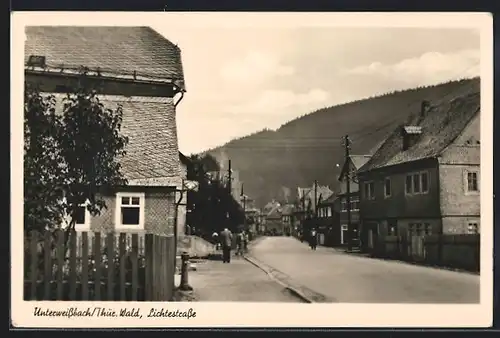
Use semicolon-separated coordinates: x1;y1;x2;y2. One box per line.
249;236;480;303
183;255;303;302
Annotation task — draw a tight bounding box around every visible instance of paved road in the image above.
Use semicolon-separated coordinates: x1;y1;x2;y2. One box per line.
250;236;480;303
183;254;302;302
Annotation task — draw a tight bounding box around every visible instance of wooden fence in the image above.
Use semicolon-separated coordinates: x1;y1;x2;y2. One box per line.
24;230;175;301
369;234;480;272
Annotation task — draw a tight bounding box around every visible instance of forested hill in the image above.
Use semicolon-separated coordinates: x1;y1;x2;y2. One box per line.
204;77;480;209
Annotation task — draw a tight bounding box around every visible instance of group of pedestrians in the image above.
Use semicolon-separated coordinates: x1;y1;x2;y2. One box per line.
212;228;250;263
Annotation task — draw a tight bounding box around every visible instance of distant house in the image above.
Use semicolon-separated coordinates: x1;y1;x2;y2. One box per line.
316;194;340;246
264;200;283;234
357;92;480;251
280;204;295;235
296;184;334;235
25;26;186;236
335;155;372;246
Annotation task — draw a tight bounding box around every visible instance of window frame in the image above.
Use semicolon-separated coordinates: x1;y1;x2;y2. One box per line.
364;181;375;200
61;197;91;231
467;220;480;234
464;169;480;195
384;177;392;198
405;171;430;195
115;192;146;230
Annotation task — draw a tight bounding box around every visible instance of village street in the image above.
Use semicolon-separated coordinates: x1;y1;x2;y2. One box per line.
248;236;480;303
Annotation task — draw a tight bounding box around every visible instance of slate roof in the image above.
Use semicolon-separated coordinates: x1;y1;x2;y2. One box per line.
359;89;480;173
25;26;185;89
280;204;295;215
52;94;181;185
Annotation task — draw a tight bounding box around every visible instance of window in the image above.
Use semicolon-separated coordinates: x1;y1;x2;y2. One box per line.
466;171;479;193
424;223;432;235
341;200;347;212
384;178;391;197
409;222;432;236
467;221;480;234
364;182;375;200
327;207;332;217
421;172;429;193
61;198;90;230
350;197;360;211
406;171;430;195
115;192;145;230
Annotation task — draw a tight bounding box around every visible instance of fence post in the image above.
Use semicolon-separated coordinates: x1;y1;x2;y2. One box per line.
144;234;154;301
29;231;39;300
179;252;193;291
81;232;89;300
69;230;77;300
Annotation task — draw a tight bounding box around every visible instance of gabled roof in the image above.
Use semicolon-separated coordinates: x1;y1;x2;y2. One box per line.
338;155;372;181
179;152;191;166
52;94;181;185
280;204;295;215
25;26;185;89
266;204;283;219
359;87;480;173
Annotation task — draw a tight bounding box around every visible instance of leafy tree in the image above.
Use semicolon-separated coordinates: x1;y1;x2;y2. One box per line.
185;154;244;238
24;71;129;239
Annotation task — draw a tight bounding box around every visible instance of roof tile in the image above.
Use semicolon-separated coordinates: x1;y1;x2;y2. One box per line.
25;26;185;88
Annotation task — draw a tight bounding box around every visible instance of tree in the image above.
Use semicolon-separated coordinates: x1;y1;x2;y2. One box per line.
185;154;244;238
24;71;129;237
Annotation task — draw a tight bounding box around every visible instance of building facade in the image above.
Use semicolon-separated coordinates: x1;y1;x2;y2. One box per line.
26;26;186;237
357;91;480;250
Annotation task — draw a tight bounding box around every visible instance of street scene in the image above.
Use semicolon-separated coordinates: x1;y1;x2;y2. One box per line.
21;17;483;306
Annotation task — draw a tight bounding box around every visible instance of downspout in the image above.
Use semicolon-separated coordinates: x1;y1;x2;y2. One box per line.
174;89;185;108
173;179;184;274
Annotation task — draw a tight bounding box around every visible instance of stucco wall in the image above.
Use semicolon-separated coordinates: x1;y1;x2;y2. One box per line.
89;189;176;235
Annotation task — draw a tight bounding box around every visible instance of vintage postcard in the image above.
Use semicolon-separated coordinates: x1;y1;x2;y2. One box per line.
11;12;493;328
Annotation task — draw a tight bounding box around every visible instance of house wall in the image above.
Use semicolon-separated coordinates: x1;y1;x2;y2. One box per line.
177;162;188;239
359;159;441;220
89;188;177;235
438;114;480;234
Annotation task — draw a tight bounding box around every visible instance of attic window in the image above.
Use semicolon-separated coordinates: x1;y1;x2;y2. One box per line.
27;55;46;68
403;126;422;135
402;126;422;151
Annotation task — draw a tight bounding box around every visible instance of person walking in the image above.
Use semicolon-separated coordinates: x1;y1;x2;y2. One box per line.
310;228;318;250
235;231;243;256
242;230;249;254
220;228;233;263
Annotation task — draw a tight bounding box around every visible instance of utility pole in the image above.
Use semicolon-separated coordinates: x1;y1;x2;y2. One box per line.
314;180;318;220
227;159;232;230
343;135;352;252
241;183;246;231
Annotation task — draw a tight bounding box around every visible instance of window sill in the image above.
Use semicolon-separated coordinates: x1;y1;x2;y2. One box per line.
115;225;145;231
465;191;480;196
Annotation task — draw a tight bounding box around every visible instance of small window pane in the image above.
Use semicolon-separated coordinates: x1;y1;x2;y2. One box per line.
385;179;391;196
121;197;130;205
75;206;86;225
406;175;412;193
121;207;140;225
424;223;432;235
421;172;429;192
131;197;140;205
413;174;421;193
369;183;375;198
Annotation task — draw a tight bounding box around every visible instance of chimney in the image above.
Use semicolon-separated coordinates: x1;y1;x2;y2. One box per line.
420;100;430;118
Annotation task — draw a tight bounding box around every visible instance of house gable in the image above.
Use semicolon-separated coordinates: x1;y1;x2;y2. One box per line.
359;83;480;175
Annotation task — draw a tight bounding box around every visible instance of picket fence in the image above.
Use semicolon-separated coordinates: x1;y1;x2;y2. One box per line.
368;233;480;272
24;230;175;301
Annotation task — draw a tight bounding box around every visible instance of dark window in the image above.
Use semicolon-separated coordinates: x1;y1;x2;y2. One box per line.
467;222;479;234
421;172;429;192
413;174;421;193
384;178;391;197
131;197;140;205
368;182;375;199
424;223;432;235
406;175;413;194
121;207;140;225
467;172;479;192
121;197;130;205
75;206;86;225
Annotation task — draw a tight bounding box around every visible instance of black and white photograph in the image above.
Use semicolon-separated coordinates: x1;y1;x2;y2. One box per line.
12;12;492;327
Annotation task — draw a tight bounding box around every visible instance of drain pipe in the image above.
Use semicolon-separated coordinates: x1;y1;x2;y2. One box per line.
174;89;185;107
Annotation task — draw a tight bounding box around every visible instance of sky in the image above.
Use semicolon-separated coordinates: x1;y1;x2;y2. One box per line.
152;26;480;155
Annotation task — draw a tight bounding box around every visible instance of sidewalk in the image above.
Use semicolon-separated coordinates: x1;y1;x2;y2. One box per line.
176;254;301;302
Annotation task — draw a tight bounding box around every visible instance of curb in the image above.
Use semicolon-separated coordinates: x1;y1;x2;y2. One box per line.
243;255;312;303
